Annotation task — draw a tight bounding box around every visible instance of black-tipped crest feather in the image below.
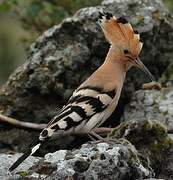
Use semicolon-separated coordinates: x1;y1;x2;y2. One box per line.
98;12;104;19
105;12;113;20
117;17;128;24
134;30;139;34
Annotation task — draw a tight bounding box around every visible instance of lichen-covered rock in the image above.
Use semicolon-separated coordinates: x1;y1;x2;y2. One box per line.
2;142;153;180
122;87;173;132
0;153;41;180
121;88;173;178
160;62;173;86
108;119;173;179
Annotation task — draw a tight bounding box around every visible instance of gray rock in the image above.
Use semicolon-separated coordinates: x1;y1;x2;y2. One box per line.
108;119;173;179
160;62;173;86
144;179;165;180
2;142;153;180
121;87;173;178
0;153;40;180
122;87;173;132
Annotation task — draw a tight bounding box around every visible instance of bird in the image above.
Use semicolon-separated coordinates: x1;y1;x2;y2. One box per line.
9;12;155;171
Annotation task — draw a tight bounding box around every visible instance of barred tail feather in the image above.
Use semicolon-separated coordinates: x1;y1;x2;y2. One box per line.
9;142;42;172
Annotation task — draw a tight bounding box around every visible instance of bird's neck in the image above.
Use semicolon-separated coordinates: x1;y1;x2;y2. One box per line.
82;46;127;92
101;59;126;89
100;47;127;90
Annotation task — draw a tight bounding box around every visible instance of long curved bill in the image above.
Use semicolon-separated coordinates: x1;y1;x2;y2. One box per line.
135;58;155;81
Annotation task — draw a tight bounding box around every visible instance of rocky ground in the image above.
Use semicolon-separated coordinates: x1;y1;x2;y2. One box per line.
122;87;173;132
0;0;173;179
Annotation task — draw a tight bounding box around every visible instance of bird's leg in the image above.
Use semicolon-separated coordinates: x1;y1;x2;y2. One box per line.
88;127;112;141
87;133;97;141
93;127;113;136
89;130;113;144
90;131;105;141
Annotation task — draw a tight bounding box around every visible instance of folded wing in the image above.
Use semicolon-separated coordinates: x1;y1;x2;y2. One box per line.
39;86;116;140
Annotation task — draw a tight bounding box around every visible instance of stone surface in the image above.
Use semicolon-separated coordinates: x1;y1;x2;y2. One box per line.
108;119;173;179
1;142;153;180
121;87;173;178
0;153;40;180
160;62;173;86
122;87;173;132
1;119;173;179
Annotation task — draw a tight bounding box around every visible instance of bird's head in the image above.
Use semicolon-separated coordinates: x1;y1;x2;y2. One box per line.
98;12;155;81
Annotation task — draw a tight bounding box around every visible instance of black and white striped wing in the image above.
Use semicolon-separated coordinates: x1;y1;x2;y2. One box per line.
39;86;116;140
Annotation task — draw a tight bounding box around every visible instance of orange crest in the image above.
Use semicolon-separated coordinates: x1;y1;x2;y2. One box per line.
98;12;143;56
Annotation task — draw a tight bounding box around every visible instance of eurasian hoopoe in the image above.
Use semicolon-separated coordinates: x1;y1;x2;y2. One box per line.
9;12;154;171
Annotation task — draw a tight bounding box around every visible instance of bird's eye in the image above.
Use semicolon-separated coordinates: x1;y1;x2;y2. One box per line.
123;49;129;54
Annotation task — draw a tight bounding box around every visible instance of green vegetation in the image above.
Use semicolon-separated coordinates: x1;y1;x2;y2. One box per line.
164;0;173;13
17;171;29;177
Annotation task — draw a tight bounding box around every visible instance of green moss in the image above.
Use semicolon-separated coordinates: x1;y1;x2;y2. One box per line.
160;62;173;84
137;15;144;23
127;144;140;164
149;136;171;152
143;119;152;131
108;121;130;139
108;119;173;170
152;121;167;137
109;119;168;142
17;171;29;177
116;138;153;173
152;10;161;19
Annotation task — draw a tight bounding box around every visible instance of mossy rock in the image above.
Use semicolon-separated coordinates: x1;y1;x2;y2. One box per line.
108;119;173;174
160;62;173;85
17;171;29;177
